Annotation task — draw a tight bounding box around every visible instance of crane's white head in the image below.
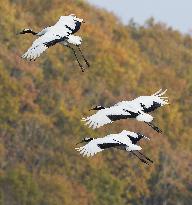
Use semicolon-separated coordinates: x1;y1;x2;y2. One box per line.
23;28;32;32
89;105;105;111
76;137;94;145
17;28;34;35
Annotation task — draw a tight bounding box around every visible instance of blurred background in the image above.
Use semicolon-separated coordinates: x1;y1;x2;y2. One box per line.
0;0;191;204
88;0;192;33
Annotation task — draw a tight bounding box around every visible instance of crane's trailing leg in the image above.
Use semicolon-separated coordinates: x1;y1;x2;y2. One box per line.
131;151;149;165
76;45;90;67
137;151;153;163
66;45;85;72
146;122;162;133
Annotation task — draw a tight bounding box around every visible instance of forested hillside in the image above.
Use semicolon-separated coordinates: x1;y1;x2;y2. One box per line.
0;0;191;204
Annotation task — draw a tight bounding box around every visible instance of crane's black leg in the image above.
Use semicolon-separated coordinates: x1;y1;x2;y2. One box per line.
137;151;153;163
76;45;90;67
131;151;149;165
66;45;85;72
146;122;162;133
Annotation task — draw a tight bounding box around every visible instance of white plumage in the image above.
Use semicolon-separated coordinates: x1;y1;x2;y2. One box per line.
75;130;152;164
83;106;131;129
82;89;168;133
115;89;168;111
18;14;89;71
82;106;152;129
76;130;141;156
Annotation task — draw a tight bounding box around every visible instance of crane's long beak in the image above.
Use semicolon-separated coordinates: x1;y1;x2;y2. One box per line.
76;140;84;145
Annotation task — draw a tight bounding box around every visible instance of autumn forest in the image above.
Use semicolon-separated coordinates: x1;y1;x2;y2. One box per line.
0;0;191;204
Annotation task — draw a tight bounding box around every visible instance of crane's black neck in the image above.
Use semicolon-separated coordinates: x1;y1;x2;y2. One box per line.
84;137;93;143
30;30;38;35
20;29;38;35
76;137;93;145
91;106;105;111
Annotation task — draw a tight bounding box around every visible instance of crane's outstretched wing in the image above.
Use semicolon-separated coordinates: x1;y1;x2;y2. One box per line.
133;89;169;113
82;107;131;129
82;112;112;129
75;140;104;157
22;26;71;60
75;134;141;157
114;89;169;113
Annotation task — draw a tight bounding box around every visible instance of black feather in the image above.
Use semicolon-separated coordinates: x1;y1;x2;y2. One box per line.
97;143;126;149
44;36;68;48
65;21;81;34
107;110;139;121
140;102;161;113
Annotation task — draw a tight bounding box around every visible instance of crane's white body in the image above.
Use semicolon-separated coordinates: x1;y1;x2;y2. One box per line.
22;15;83;60
82;89;168;129
75;130;143;157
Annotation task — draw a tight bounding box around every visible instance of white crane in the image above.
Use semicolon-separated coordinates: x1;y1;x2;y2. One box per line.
17;14;89;72
82;89;168;133
75;130;153;165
